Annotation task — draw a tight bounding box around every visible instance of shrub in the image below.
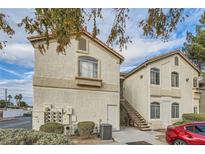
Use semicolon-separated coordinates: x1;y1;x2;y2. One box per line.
172;113;205;126
0;100;6;108
0;129;70;145
19;101;29;108
23;112;32;117
74;128;79;136
40;123;64;134
77;121;95;138
182;113;205;121
173;120;190;126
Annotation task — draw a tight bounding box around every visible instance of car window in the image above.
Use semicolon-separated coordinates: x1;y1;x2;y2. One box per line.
186;124;205;136
195;124;205;135
186;126;194;132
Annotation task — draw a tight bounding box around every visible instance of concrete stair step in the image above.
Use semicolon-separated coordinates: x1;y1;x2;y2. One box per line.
138;125;150;128
134;122;148;125
129;116;144;121
120;99;151;130
133;120;145;123
140;127;152;131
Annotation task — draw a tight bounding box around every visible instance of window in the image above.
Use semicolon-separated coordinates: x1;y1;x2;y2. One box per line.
175;56;179;66
171;72;179;87
194;106;198;114
186;125;194;132
79;56;98;78
78;37;87;51
150;68;160;85
193;77;198;88
186;124;205;136
171;103;179;118
150;102;160;119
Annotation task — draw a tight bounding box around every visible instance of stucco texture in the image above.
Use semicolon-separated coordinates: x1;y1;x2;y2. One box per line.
32;35;121;131
123;53;200;129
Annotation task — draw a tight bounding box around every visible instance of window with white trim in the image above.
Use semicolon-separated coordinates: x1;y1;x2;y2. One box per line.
171;103;179;118
150;102;160;119
150;68;160;85
79;56;98;78
171;72;179;87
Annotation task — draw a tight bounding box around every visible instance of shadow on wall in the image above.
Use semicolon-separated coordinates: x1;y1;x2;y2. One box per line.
120;105;130;126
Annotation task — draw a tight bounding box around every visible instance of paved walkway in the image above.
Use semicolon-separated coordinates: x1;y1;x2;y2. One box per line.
112;127;167;145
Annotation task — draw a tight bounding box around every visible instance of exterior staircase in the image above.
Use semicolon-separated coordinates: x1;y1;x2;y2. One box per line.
120;98;151;131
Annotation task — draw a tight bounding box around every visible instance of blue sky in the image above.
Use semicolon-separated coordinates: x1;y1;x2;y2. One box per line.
0;8;204;105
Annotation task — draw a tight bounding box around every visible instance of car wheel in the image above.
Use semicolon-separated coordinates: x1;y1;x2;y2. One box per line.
173;139;187;145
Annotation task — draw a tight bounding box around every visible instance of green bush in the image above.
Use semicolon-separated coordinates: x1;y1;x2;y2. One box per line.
173;120;191;126
23;112;32;117
0;100;6;108
0;129;70;145
77;121;95;138
40;123;64;134
182;113;205;121
173;113;205;126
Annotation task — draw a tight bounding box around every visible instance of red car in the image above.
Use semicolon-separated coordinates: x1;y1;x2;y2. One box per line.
166;122;205;145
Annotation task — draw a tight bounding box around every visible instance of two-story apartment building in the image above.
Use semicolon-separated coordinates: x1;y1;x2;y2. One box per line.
29;31;124;131
123;51;201;129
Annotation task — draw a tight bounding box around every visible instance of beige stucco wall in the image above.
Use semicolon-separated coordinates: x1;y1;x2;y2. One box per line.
123;68;149;119
200;88;205;113
34;37;120;84
33;87;120;130
32;35;121;131
123;54;200;129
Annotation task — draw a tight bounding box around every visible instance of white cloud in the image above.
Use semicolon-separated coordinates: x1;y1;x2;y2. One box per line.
0;66;33;105
91;8;188;72
0;8;202;105
119;37;185;70
0;76;33;105
23;71;34;79
0;43;34;68
0;66;23;78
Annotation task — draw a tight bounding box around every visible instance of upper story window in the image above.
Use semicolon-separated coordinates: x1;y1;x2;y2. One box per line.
79;56;98;78
171;72;179;87
193;77;198;88
150;102;160;119
150;68;160;85
175;56;179;66
78;37;87;51
171;103;179;118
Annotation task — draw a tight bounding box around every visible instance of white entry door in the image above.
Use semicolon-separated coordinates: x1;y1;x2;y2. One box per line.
107;105;118;130
161;100;171;128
